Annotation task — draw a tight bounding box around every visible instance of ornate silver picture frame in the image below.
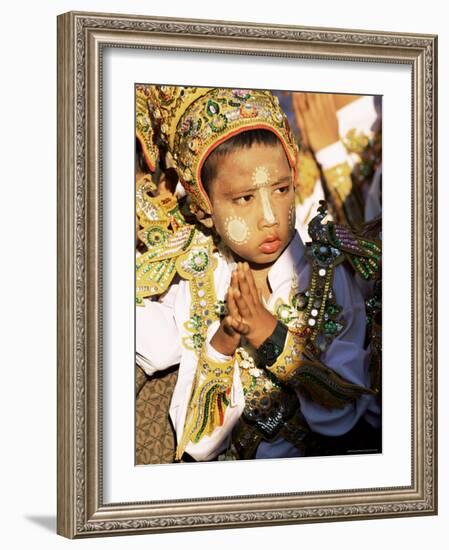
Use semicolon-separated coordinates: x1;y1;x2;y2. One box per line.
57;11;437;538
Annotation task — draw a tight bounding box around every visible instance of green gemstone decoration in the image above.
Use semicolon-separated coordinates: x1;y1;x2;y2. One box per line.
209;114;227;132
276;303;293;323
192;333;204;350
292;293;308;310
190;314;202;330
206;100;220;117
146;226;168;246
324;320;338;334
190;250;209;272
326;304;339;316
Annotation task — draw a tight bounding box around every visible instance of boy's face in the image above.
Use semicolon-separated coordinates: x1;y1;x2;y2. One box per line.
208;141;296;266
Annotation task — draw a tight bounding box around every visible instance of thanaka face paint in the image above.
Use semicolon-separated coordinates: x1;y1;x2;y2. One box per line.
208;142;295;265
252;166;277;225
224;216;250;244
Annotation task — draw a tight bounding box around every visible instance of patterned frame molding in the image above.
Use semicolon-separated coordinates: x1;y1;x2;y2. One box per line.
57;11;437;538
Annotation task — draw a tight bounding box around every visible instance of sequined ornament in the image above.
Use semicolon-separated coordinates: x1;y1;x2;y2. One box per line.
135;189;206;304
308;200;381;281
180;235;219;353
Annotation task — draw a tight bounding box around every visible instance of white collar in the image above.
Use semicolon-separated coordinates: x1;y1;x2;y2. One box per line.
218;230;307;294
267;231;307;293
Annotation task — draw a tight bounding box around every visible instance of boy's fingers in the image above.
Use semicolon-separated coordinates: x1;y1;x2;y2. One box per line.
231;318;250;335
224;312;248;336
243;263;260;304
223;316;236;337
233;288;251;322
227;287;241;321
231;270;240;293
237;265;254;308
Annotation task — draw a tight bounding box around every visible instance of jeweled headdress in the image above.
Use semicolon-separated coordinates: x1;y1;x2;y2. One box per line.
138;85;299;214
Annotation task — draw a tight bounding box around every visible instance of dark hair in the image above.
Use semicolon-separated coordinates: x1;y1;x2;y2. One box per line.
200;129;282;192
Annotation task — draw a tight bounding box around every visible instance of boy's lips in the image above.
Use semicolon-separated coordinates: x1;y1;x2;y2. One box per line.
259;235;281;254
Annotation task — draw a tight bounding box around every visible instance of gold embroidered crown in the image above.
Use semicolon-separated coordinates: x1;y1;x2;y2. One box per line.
137;85;299;214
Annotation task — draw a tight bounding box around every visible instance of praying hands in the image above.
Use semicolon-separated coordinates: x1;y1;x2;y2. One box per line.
210;262;277;356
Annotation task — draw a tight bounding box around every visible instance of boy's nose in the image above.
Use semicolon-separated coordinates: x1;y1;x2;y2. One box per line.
258;188;278;227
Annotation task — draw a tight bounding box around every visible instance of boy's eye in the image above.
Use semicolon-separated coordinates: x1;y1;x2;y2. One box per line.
234;194;254;205
274;184;290;195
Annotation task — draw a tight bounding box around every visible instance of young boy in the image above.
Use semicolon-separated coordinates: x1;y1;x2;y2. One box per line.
135;86;381;462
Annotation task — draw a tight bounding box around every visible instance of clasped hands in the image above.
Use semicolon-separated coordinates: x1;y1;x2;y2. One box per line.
210;262;277;357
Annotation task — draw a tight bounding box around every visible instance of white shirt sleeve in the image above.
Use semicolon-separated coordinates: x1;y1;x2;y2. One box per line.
136;282;182;376
315;140;349;170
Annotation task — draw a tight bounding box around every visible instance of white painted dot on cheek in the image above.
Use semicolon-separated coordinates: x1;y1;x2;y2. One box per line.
225;216;250;244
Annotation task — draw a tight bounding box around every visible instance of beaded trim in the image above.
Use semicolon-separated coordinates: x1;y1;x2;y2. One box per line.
176;350;234;460
182;268;218;353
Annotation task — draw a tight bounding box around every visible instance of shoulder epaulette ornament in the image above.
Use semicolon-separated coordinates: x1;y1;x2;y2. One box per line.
308;200;381;281
135;186;215;303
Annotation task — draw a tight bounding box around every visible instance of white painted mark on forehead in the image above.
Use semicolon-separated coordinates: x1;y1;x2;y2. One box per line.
252;166;270;188
225;216;250;244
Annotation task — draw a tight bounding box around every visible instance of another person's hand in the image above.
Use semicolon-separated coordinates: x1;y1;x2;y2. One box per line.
292;93;339;154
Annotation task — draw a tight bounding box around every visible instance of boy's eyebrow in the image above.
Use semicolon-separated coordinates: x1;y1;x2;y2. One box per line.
227;175;292;196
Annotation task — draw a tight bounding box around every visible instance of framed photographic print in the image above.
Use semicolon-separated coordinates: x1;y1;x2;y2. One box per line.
57;11;437;538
